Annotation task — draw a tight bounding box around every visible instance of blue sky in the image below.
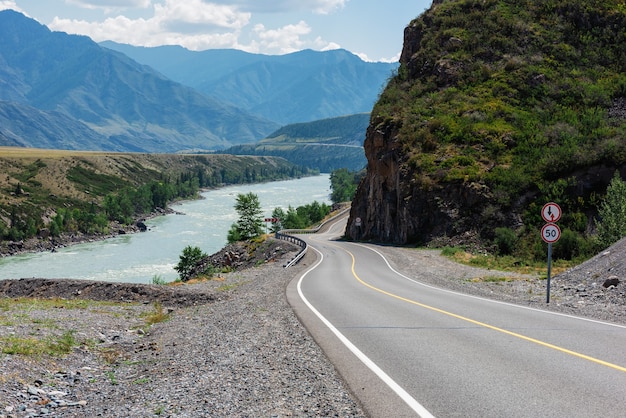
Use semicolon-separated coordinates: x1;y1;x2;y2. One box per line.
0;0;432;62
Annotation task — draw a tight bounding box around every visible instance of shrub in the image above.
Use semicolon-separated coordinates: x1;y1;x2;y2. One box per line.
552;229;583;260
595;171;626;249
174;245;207;282
494;227;518;255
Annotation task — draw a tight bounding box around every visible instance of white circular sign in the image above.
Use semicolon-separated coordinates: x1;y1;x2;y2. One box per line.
355;217;362;226
541;202;562;223
541;223;561;243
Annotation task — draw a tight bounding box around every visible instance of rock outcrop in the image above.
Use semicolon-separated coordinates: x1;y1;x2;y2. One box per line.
346;0;626;247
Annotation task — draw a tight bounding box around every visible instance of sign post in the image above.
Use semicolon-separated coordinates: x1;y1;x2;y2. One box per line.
541;203;562;303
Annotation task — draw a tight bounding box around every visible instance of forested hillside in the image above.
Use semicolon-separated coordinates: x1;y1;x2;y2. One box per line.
0;148;311;249
220;114;369;172
347;0;626;260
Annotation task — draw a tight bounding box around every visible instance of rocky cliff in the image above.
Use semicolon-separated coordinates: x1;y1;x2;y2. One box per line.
347;0;626;249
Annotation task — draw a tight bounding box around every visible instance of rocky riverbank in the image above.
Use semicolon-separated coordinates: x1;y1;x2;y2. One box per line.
0;207;180;258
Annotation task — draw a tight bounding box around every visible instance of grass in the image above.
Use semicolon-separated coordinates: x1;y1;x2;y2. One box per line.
439;246;573;276
1;330;76;357
0;296;153;360
141;302;170;326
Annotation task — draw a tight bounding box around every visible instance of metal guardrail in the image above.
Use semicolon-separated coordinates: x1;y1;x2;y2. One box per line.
275;232;308;268
276;207;350;268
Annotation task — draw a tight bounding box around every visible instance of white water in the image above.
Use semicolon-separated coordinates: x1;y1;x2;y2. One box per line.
0;175;331;284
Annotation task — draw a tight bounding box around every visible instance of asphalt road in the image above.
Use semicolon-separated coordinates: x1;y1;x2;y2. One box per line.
286;218;626;417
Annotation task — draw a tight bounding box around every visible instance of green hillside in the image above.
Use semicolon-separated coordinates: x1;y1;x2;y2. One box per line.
348;0;626;258
0;148;311;249
220;114;369;172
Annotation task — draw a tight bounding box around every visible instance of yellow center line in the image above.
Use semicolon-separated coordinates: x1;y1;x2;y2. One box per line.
336;245;626;374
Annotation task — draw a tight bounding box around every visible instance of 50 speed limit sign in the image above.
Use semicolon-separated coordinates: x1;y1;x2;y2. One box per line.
541;223;561;243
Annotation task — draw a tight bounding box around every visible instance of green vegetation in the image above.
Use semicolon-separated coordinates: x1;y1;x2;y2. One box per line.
270;201;331;231
174;246;209;282
1;330;76;357
227;192;264;243
0;297;151;359
330;168;363;204
0;152;315;245
440;245;573;276
367;0;626;261
141;302;170;326
595;172;626;248
220;114;368;172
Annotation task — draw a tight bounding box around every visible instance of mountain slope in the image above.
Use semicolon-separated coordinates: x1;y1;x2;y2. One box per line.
0;101;116;150
347;0;626;253
101;42;397;125
0;10;278;152
220;113;369;172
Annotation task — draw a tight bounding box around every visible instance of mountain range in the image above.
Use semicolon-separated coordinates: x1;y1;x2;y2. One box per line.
0;10;397;154
101;41;397;125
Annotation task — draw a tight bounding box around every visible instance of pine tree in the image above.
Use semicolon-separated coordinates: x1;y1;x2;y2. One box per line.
227;192;264;243
596;171;626;248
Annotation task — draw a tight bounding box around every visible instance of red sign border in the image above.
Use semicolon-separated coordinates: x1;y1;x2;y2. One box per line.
541;222;561;244
541;202;562;223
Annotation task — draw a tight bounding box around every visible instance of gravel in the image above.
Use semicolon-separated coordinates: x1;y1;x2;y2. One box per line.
1;236;624;417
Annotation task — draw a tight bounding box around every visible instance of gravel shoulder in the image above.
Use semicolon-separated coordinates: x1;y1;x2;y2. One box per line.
1;236;624;417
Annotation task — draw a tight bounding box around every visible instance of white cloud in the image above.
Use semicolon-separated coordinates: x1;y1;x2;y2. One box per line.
68;0;151;5
154;0;249;31
0;1;23;13
49;0;251;50
249;20;311;54
210;0;347;14
44;0;351;55
66;0;151;13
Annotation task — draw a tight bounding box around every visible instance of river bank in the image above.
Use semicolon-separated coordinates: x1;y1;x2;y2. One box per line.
0;207;178;258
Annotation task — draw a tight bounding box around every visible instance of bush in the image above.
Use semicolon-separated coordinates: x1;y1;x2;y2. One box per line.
494;227;518;255
174;245;207;282
595;171;626;249
552;229;585;260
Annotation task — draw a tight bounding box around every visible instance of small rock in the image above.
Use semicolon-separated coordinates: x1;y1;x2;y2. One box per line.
603;276;620;288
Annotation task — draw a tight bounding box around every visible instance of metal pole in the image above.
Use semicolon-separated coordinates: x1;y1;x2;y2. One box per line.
546;242;552;303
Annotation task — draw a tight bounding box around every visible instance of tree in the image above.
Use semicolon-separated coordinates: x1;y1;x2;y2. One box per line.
596;171;626;248
227;192;264;243
174;245;207;282
330;168;359;204
270;207;286;233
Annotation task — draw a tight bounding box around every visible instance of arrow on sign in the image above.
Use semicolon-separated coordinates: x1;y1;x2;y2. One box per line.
541;202;562;223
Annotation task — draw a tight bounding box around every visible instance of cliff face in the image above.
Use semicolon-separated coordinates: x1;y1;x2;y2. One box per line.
348;120;499;245
347;0;626;247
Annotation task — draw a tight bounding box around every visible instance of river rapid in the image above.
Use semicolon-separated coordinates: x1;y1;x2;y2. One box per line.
0;175;331;284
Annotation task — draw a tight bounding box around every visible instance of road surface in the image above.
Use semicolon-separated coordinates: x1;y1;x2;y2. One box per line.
287;218;626;417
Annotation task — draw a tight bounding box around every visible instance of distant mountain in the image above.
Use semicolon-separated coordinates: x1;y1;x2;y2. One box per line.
0;101;115;150
101;42;398;125
219;113;369;172
0;10;278;152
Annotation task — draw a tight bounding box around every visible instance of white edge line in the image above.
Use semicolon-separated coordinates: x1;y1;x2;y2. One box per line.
353;243;626;330
297;245;436;418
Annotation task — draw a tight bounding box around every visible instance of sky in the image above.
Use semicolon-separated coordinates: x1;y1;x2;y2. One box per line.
0;0;433;62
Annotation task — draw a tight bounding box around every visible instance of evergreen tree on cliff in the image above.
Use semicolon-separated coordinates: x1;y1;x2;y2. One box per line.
347;0;626;257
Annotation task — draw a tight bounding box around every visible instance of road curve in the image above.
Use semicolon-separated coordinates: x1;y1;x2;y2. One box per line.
286;217;626;417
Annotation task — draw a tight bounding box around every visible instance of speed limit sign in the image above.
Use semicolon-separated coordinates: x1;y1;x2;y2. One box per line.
541;223;561;243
